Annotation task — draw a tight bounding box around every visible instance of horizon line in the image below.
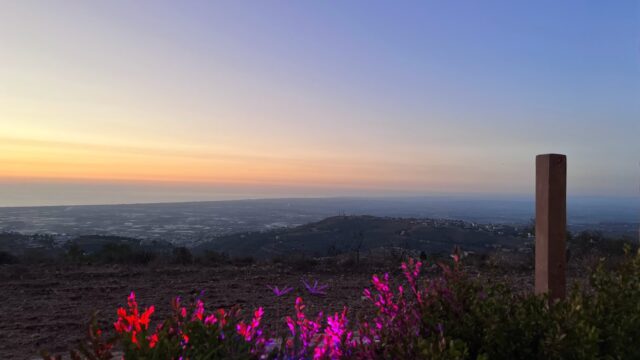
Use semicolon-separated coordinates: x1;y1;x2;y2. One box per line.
1;193;637;209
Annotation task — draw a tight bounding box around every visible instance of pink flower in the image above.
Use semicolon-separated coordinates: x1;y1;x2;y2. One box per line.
192;300;205;321
236;307;264;341
204;314;217;326
401;258;423;304
285;297;323;356
313;307;352;359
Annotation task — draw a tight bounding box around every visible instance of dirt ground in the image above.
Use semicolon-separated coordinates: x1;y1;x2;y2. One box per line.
0;263;380;359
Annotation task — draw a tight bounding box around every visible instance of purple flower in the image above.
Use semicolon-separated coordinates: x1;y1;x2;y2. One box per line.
267;285;294;297
302;279;329;296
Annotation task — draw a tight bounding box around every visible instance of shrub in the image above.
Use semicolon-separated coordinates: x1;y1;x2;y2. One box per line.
0;250;18;264
196;250;229;266
94;243;133;264
231;256;256;267
172;247;193;265
65;242;87;264
130;251;157;265
92;243;156;265
358;248;640;359
20;248;57;264
286;254;317;272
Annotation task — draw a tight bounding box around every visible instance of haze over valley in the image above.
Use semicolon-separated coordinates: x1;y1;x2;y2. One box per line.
1;196;637;253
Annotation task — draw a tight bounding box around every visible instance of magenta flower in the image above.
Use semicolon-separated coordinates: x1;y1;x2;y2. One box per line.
192;299;205;321
285;297;323;357
267;285;294;297
302;279;329;296
237;307;264;342
313;307;352;359
401;258;423;304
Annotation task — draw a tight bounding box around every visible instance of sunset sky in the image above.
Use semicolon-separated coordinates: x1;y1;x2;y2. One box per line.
1;1;638;206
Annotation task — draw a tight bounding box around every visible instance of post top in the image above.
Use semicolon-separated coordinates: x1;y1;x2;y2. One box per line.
536;153;566;158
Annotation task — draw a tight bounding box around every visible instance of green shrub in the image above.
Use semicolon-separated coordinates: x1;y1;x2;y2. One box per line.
400;248;640;359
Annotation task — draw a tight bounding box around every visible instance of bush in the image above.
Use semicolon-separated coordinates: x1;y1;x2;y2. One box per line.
94;243;133;264
196;250;229;266
172;247;193;265
129;250;156;265
20;248;57;264
65;242;87;264
0;250;18;264
50;248;640;359
231;256;256;267
92;243;156;265
358;248;640;359
284;254;317;272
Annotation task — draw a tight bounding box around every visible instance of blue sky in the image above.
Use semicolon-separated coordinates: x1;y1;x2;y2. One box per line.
0;1;638;205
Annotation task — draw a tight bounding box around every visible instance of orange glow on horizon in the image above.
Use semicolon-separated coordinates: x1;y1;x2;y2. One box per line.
0;136;460;190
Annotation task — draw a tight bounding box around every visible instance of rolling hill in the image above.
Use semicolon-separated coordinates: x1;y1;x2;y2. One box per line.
195;215;529;259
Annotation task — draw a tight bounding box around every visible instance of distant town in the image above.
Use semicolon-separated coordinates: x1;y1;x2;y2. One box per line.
0;197;637;250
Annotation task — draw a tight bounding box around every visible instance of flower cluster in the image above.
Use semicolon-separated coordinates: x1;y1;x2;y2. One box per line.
111;292;267;359
284;297;323;357
107;261;448;359
113;292;156;348
313;307;352;359
237;307;264;342
279;296;353;360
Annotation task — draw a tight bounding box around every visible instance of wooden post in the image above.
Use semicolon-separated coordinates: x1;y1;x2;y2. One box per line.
535;154;567;300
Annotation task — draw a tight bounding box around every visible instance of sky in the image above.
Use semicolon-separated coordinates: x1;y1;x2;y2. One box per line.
0;1;639;206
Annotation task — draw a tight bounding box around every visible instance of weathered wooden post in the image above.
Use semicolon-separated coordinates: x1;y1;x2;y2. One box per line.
535;154;567;300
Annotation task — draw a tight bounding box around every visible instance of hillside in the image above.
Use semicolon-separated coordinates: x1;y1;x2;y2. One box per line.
195;215;529;259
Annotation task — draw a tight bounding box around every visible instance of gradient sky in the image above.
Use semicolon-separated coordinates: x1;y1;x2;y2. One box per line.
1;1;639;206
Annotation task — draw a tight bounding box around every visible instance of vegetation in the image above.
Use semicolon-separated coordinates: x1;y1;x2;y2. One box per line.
3;216;637;268
0;250;18;264
194;216;526;259
44;246;640;359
